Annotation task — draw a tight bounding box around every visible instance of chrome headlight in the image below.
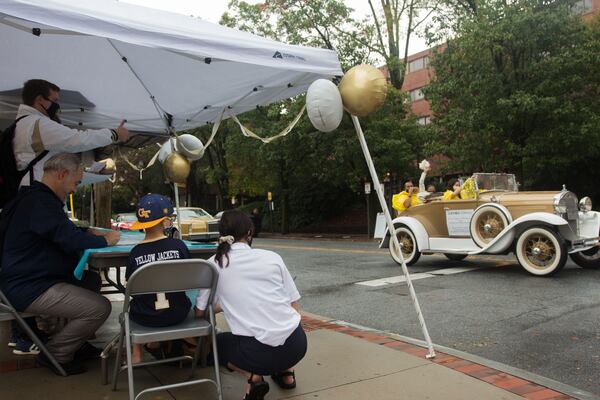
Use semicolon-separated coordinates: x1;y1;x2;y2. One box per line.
579;197;592;212
554;191;578;215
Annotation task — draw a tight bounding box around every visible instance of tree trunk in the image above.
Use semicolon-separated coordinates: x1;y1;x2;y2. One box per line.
93;180;112;228
278;158;289;234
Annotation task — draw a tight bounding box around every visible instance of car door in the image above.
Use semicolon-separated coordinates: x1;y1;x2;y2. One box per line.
402;197;481;238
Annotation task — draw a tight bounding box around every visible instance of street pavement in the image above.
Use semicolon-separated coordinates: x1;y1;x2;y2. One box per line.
253;237;600;396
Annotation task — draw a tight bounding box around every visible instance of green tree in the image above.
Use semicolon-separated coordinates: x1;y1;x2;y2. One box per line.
165;0;429;232
426;0;600;198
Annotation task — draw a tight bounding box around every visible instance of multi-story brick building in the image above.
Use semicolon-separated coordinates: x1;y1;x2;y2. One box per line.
400;1;599;125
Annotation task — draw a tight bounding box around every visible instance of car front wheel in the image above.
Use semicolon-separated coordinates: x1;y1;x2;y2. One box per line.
389;226;421;266
470;206;510;248
570;247;600;269
515;226;567;276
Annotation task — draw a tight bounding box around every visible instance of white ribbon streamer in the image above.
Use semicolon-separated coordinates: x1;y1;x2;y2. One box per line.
230;105;306;144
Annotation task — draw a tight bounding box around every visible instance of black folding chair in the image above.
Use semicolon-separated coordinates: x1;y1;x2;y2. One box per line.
0;288;67;376
111;259;222;400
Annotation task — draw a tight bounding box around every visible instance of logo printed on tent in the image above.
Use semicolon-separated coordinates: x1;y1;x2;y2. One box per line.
272;51;306;61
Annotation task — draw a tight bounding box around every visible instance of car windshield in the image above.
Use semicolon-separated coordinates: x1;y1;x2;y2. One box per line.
178;208;213;219
118;214;137;222
473;173;518;192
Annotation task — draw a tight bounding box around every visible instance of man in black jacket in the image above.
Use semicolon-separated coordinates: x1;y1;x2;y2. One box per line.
0;153;119;375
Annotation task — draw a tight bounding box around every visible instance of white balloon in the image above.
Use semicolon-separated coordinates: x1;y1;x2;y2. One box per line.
306;79;343;133
158;134;205;163
158;139;175;163
176;134;205;161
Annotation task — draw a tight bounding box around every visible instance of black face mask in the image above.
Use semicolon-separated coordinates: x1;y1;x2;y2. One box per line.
44;98;61;120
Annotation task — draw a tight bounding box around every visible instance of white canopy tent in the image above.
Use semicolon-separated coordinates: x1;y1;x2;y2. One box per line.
0;0;437;359
0;0;342;133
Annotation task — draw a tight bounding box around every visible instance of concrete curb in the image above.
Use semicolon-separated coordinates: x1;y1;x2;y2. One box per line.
257;233;377;243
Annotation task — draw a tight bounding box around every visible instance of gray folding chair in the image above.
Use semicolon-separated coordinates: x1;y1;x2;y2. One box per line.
111;259;222;400
0;288;67;376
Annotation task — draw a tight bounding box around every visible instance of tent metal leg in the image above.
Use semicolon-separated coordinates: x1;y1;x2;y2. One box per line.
351;114;435;359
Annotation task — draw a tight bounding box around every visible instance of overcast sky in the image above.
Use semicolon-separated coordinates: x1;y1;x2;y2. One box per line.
120;0;428;55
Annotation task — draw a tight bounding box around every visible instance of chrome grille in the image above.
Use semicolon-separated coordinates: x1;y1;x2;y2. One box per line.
208;220;219;232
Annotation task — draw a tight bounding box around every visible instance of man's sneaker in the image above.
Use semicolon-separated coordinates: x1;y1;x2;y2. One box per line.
74;342;102;361
12;338;40;355
36;352;86;376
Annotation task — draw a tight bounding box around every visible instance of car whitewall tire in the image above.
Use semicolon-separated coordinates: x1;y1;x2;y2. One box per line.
389;226;421;266
515;226;567;276
470;206;510;248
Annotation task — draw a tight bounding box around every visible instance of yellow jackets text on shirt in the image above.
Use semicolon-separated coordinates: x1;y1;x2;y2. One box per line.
392;191;422;212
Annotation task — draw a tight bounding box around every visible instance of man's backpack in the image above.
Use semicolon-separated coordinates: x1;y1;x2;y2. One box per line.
0;185;42;265
0;116;48;208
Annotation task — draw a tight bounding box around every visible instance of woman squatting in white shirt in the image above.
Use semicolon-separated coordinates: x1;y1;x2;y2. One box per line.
195;210;306;400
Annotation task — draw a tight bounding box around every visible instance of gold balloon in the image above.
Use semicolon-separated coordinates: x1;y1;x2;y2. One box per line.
163;152;191;184
338;64;388;117
98;158;116;174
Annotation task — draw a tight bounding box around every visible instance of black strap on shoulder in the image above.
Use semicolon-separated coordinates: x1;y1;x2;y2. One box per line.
15;115;28;124
15;115;49;185
27;150;49;185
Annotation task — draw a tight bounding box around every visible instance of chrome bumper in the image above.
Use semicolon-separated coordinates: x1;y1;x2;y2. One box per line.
184;231;219;242
571;236;600;250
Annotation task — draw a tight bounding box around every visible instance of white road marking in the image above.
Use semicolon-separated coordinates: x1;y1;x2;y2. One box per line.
355;265;490;287
356;272;435;287
428;266;479;275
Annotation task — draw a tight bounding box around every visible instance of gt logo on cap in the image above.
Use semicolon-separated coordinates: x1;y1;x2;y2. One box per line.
138;208;151;219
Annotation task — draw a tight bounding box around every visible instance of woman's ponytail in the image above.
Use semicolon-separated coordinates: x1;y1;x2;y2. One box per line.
214;211;254;268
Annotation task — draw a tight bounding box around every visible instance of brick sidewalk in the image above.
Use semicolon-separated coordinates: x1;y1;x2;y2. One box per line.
300;314;575;400
0;313;581;400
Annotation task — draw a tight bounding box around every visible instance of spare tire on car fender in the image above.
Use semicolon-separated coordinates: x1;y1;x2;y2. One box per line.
515;226;567;276
389;226;421;266
470;205;510;248
570;247;600;269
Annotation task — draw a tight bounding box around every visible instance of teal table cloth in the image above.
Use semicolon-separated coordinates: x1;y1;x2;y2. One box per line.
74;230;215;279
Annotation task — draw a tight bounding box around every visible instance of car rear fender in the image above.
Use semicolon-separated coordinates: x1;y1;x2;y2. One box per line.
379;216;429;250
472;212;568;254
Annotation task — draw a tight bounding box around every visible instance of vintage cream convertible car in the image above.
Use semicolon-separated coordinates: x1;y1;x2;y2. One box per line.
380;173;600;276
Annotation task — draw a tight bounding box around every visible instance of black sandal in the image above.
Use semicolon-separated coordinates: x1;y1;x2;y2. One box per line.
271;370;296;389
243;374;270;400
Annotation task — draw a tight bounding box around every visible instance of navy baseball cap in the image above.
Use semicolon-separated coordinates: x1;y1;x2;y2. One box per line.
130;194;174;230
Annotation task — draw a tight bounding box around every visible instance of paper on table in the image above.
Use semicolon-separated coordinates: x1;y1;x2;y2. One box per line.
85;160;111;174
80;172;112;186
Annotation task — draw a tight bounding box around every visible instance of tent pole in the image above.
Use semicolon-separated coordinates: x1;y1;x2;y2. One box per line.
173;182;182;237
351;115;435;358
169;137;183;235
90;185;95;226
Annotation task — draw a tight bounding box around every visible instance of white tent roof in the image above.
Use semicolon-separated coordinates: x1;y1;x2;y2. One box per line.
0;0;342;133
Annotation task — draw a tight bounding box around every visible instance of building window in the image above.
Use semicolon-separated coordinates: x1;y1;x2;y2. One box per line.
409;87;426;102
416;116;431;126
573;0;593;14
408;56;429;73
